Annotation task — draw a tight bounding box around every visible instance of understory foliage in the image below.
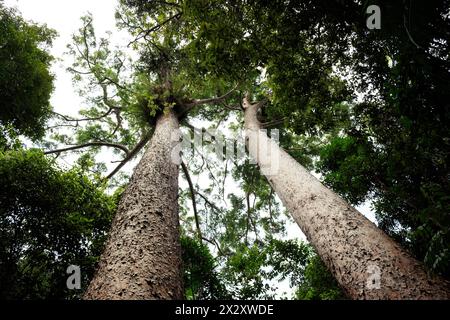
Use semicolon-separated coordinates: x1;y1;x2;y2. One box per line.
296;255;346;300
0;149;116;299
0;4;56;141
181;235;344;300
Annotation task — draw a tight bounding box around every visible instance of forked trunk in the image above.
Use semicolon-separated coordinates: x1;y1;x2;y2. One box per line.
243;97;450;299
84;110;183;300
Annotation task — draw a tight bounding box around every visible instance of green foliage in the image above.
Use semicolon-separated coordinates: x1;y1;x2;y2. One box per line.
0;5;56;140
315;0;450;277
217;239;344;300
224;243;270;299
0;123;22;151
296;255;346;300
64;13;141;144
219;239;315;299
265;239;311;288
317;136;375;206
181;236;230;300
0;149;115;299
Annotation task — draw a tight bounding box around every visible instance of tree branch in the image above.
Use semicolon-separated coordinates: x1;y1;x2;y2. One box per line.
196;192;222;213
221;102;242;112
202;237;226;257
181;160;203;242
52;109;114;123
183;84;239;113
105;130;153;180
44;142;130;156
127;12;183;47
261;117;287;128
243;92;268;111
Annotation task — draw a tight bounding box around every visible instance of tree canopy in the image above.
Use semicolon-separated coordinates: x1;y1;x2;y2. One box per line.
0;149;116;299
0;4;56;141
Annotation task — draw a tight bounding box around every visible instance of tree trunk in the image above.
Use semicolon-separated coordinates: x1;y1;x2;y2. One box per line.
84;110;184;300
243;97;450;299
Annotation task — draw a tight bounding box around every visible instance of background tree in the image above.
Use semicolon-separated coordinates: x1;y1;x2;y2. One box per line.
0;5;119;300
0;149;116;299
0;4;56;142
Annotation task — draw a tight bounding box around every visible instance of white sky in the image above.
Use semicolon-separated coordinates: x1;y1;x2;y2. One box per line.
4;0;127;118
4;0;377;298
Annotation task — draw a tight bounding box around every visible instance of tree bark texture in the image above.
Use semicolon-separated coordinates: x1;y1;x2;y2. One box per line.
243;97;450;299
84;110;183;300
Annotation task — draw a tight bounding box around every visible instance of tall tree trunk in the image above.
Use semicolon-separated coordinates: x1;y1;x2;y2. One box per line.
243;97;450;299
84;110;183;300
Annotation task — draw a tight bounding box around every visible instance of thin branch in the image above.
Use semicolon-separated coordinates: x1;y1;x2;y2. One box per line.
403;12;421;49
52;109;114;123
245;192;251;244
202;237;226;257
50;87;122;136
189;141;222;187
183;84;239;111
127;12;183;47
221;102;242;112
196;192;222;213
181;160;203;242
261;117;287;128
101;77;133;95
44;142;130;156
67;67;93;75
105;130;153;180
221;159;228;204
100;85;121;110
46;123;80;130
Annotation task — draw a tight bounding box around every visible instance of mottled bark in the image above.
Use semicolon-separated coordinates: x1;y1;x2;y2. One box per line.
243;97;450;300
84;111;183;300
